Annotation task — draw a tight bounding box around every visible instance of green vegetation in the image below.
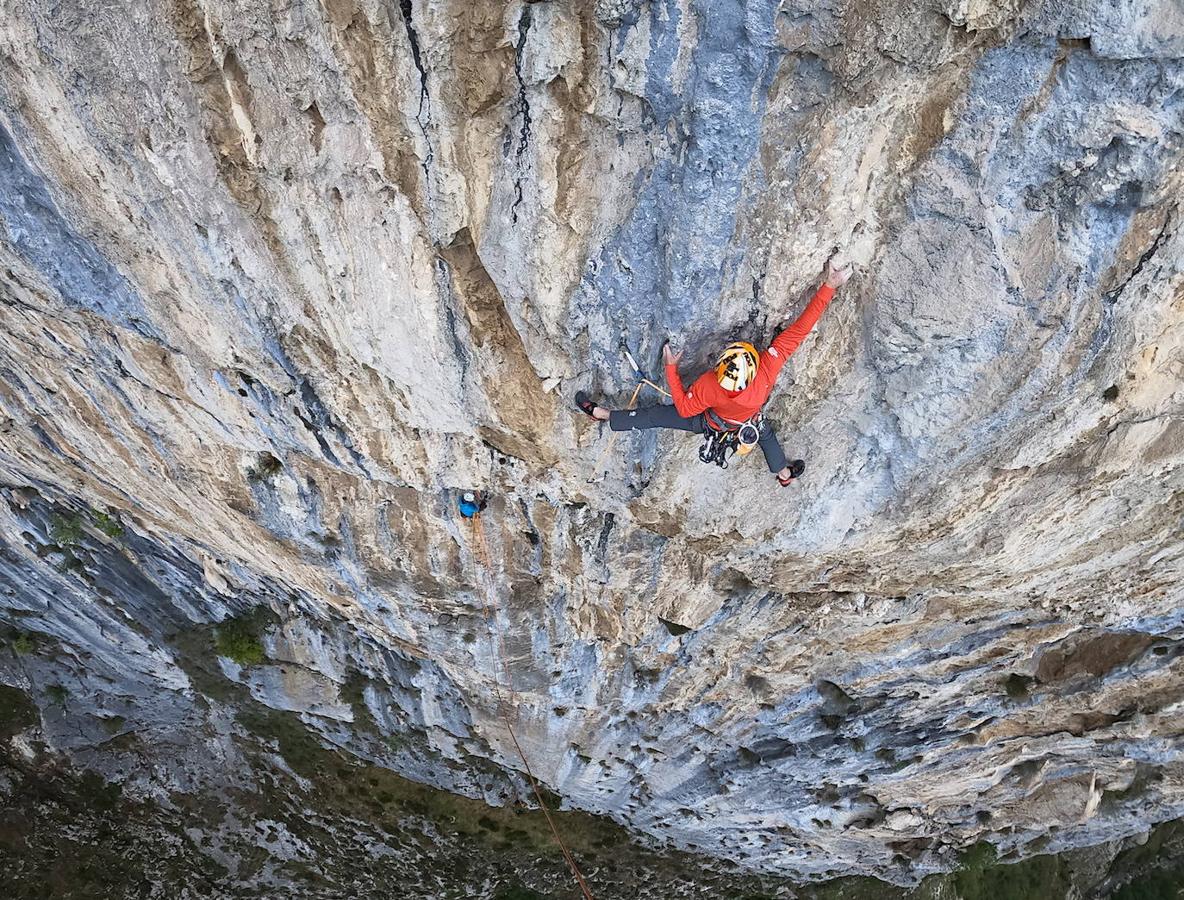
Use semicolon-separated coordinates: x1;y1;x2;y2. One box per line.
0;684;37;740
153;610;1184;900
0;751;225;900
958;840;998;874
1112;868;1184;900
235;703;629;857
214;613;267;666
75;770;123;814
493;887;547;900
45;684;69;708
48;505;124;548
949;841;1070;900
341;669;379;733
247;451;283;481
1005;673;1034;699
167;607;279;700
49;512;85;546
1105;820;1184;900
91;511;124;538
11;632;35;655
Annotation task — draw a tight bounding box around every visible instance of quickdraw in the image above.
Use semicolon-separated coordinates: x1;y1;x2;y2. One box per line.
698;427;739;468
699;413;763;468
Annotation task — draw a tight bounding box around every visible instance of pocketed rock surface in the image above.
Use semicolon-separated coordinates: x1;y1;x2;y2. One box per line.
1;0;1183;892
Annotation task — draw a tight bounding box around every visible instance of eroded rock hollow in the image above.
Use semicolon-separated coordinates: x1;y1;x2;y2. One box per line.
1;0;1183;894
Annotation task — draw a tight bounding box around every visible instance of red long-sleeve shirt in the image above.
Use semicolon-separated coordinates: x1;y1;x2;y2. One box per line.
666;283;836;425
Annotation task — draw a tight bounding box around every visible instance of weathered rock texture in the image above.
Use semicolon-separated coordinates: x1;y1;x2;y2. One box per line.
1;0;1183;893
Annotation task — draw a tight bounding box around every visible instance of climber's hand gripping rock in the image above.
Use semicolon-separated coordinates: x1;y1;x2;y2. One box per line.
824;258;851;289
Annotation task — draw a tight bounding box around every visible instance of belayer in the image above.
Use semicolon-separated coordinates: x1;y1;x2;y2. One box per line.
576;258;851;486
457;490;487;518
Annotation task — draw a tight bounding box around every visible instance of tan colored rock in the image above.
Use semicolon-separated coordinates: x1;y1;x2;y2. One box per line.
0;0;1182;888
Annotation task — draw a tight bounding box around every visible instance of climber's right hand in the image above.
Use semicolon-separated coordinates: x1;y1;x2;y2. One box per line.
824;257;851;289
662;342;682;366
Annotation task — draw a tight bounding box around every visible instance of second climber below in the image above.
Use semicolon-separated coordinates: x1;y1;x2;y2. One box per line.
576;258;851;486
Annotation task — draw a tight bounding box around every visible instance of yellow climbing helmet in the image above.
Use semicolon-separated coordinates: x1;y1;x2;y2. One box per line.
716;341;759;391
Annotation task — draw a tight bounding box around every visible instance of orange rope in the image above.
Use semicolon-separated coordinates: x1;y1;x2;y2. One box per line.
640;378;671;397
469;514;596;900
585;374;672;482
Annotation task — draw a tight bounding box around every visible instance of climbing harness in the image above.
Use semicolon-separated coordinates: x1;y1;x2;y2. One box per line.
715;340;759;391
698;427;737;468
467;513;597;900
699;412;764;469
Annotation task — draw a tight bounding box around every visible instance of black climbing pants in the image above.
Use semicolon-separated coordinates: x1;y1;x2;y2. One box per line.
608;405;789;473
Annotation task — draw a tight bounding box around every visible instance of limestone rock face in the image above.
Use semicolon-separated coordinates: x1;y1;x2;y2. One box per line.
1;0;1183;890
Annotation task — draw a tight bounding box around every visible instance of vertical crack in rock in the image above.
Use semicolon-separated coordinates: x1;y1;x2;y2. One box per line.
398;0;434;174
596;511;616;561
434;253;471;375
399;0;429;114
439;229;560;463
510;3;533;223
1104;211;1172;303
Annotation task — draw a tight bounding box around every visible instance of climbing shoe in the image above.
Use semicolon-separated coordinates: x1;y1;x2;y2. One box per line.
777;459;806;486
575;391;599;420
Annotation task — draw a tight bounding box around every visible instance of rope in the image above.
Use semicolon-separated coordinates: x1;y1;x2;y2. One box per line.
639;378;671;398
504;715;596;900
585;358;672;482
469;514;596;900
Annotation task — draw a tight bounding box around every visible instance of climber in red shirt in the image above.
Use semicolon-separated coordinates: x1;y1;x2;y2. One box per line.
576;259;851;485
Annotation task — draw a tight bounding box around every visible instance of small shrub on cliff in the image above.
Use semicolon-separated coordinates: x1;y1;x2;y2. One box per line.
1005;673;1034;699
954;841;1070;900
0;684;37;739
91;511;123;538
215;616;266;666
50;512;85;546
247;451;283;481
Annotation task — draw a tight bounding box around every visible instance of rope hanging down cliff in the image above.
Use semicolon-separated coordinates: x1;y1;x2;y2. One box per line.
468;511;596;900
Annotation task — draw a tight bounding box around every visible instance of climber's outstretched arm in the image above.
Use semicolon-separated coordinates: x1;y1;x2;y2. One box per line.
763;259;851;379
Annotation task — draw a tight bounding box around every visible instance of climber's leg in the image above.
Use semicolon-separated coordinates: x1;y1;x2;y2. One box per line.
757;422;789;473
609;404;705;434
776;460;807;486
575;391;608;421
759;423;807;485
